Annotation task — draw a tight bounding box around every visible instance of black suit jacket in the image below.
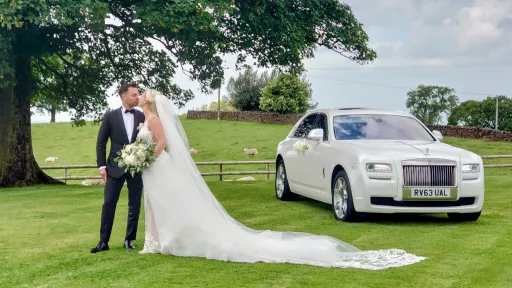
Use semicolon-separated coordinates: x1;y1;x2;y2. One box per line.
96;108;145;178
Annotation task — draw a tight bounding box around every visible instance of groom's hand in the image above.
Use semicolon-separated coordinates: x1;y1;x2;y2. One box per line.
99;167;108;182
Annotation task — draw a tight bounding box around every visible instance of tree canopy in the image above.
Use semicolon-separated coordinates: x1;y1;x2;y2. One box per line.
0;0;376;187
200;99;237;112
405;85;459;125
448;95;512;131
225;67;279;111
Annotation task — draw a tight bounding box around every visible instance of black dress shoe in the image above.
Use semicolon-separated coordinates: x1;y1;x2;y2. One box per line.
124;240;135;249
90;241;109;253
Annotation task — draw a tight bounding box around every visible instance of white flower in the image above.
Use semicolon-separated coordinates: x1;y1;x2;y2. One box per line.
137;123;144;130
114;138;156;176
293;141;309;153
124;154;136;166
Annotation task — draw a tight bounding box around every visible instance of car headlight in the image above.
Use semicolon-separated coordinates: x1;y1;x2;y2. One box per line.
462;164;480;173
366;163;392;173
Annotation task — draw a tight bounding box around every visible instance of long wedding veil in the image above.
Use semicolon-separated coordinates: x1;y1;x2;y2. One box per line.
153;92;425;270
155;94;190;151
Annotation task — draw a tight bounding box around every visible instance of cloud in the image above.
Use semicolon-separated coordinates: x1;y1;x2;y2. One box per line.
333;0;512;67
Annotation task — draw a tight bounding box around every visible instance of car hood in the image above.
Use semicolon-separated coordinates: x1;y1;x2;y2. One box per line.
330;140;462;160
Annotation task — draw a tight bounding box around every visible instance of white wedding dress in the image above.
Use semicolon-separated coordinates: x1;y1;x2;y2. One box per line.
137;94;426;270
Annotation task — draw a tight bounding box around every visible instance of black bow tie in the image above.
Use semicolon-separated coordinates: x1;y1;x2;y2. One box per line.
124;109;134;114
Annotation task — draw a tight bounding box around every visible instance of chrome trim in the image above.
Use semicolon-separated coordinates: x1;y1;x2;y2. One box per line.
402;159;457;188
402;158;457;166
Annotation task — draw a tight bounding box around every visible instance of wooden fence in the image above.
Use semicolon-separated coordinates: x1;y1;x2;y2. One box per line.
40;155;512;183
41;160;274;183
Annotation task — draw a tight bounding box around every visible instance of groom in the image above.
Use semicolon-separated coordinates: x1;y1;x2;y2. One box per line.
91;83;146;253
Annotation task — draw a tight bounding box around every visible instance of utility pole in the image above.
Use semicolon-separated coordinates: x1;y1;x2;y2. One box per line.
495;96;499;130
216;65;227;121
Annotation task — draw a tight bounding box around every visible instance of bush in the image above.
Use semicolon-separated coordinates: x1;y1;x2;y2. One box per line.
259;73;312;114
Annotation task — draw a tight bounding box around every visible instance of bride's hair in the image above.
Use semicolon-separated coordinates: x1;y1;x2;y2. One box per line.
143;89;161;117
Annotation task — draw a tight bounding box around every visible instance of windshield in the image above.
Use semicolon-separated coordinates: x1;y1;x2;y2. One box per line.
333;114;435;141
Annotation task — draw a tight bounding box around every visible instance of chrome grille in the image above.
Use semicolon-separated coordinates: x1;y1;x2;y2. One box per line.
402;165;456;187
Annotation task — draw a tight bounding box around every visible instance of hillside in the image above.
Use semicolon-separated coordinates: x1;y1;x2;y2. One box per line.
32;118;512;182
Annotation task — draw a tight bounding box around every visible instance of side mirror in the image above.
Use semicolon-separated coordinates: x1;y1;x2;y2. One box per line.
432;130;443;141
307;128;324;142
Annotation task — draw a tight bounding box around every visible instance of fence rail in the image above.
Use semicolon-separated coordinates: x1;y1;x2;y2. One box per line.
480;154;512;168
41;160;275;183
41;155;512;183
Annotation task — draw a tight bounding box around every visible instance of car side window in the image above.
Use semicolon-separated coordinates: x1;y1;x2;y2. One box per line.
293;114;318;138
314;113;329;141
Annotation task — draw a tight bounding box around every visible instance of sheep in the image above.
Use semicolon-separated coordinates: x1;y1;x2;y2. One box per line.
243;148;258;156
45;157;58;162
236;176;255;181
82;179;105;186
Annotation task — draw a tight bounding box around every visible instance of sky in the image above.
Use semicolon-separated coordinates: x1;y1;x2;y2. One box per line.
31;0;512;124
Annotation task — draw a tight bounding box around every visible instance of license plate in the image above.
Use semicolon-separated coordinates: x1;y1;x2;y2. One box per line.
411;188;451;198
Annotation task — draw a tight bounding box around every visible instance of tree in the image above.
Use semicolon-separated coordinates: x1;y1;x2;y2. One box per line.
31;94;68;123
405;85;459;125
0;1;376;187
448;95;512;131
225;67;279;111
259;73;316;114
31;56;69;123
447;100;486;127
200;99;237;112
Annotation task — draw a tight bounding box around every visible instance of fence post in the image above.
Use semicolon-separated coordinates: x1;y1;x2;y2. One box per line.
266;163;270;180
64;168;68;184
219;163;223;181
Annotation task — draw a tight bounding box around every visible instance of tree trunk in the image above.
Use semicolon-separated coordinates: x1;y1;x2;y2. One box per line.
50;107;56;123
0;47;62;187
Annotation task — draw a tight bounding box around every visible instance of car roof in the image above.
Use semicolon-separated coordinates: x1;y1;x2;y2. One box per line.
307;108;413;117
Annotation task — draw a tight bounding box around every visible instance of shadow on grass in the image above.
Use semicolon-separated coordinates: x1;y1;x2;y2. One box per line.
290;196;482;225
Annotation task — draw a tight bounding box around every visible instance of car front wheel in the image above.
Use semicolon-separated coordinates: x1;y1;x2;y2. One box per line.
331;170;357;222
275;159;298;201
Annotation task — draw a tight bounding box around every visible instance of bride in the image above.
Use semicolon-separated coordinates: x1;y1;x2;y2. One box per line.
135;89;425;270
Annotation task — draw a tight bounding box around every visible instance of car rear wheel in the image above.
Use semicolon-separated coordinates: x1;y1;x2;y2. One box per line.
332;170;357;222
275;159;298;201
447;211;481;222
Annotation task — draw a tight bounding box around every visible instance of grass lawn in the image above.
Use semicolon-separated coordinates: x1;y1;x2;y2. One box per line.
0;118;511;287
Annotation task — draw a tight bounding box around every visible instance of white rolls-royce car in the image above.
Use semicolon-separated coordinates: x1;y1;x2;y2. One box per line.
275;108;484;222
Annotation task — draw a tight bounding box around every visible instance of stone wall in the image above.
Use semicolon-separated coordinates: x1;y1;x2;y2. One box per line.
186;110;304;125
187;110;512;142
426;124;512;142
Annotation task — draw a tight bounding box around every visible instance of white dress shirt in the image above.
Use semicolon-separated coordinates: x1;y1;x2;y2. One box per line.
121;106;135;143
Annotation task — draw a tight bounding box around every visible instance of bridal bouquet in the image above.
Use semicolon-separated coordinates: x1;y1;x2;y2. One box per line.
114;138;156;176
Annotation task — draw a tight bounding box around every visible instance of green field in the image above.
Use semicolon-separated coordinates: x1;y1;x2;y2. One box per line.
31;118;512;182
1;118;512;287
33;117;293;183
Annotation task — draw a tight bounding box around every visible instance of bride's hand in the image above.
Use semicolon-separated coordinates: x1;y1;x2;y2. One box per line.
147;115;167;158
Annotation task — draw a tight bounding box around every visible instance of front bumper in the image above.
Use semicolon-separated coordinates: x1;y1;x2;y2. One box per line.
348;162;485;214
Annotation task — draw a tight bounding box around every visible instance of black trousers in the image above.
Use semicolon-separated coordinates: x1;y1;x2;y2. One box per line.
99;172;143;243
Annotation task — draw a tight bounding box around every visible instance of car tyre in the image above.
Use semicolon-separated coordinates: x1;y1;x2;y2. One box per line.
331;170;358;222
275;159;299;201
